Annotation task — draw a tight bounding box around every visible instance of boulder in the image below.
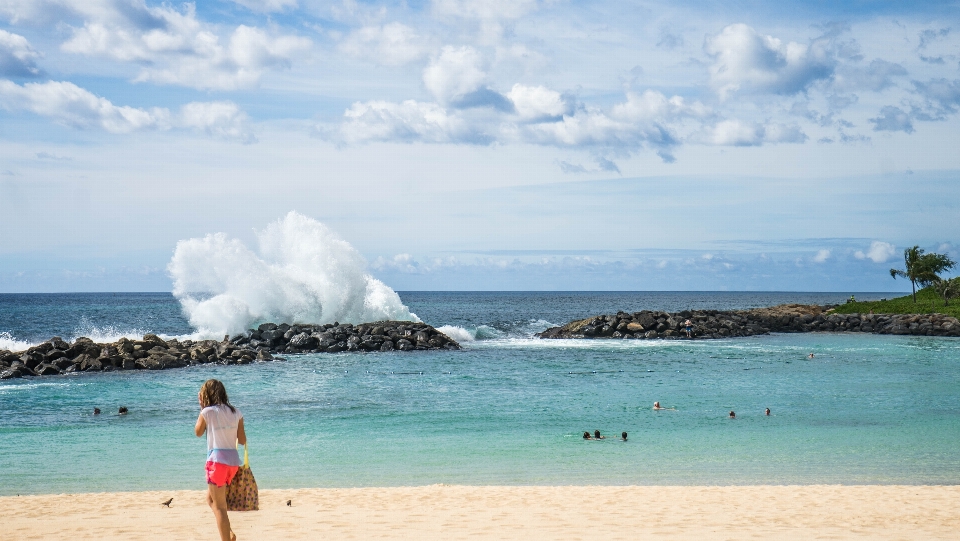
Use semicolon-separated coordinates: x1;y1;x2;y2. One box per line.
288;333;318;349
35;363;61;376
1;369;22;379
81;358;103;371
626;322;645;332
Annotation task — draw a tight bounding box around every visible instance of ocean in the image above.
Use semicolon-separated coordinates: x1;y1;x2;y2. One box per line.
1;291;959;495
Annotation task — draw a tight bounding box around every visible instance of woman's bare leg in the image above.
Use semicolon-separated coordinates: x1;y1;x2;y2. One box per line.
207;483;235;541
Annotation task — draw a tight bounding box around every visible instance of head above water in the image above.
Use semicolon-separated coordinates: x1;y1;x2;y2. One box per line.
729;411;735;418
654;401;660;408
583;431;591;439
199;379;236;412
765;408;771;415
594;430;601;438
622;432;627;440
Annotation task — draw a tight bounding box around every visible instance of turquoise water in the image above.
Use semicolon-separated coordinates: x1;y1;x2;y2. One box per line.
2;292;959;494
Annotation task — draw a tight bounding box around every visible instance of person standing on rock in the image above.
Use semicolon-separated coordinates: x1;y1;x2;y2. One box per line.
683;320;693;338
195;379;246;541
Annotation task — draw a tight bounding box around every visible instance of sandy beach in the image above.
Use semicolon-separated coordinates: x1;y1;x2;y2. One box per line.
4;485;959;540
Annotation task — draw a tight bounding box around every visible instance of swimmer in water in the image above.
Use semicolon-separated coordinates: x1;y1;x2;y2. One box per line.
765;408;771;416
621;432;628;441
583;431;592;440
653;401;676;410
808;353;815;359
118;406;128;415
729;411;736;419
594;430;605;439
94;408;101;415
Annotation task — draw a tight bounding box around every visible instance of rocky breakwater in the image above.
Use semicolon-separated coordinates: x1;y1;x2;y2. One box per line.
537;304;960;340
0;321;460;380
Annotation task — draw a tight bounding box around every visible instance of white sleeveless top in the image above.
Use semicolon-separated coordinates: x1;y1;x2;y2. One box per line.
201;404;243;466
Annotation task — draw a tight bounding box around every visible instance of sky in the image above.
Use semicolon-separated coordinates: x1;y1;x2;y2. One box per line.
0;0;958;292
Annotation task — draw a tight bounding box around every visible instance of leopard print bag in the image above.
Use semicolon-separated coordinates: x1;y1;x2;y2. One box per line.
226;444;259;511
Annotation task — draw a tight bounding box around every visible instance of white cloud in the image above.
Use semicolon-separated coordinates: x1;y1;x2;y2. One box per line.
228;0;297;13
49;1;310;90
813;249;830;263
507;83;567;120
0;29;41;77
340;22;429;66
332;89;703;160
854;241;896;263
694;119;807;146
0;80;253;141
0;79;168;133
432;0;537;20
179;101;255;144
339;99;482;144
869;106;913;133
516;90;704;156
833;59;907;93
704;23;835;99
423;45;488;104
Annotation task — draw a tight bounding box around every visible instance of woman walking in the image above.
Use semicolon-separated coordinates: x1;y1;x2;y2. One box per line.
195;379;246;541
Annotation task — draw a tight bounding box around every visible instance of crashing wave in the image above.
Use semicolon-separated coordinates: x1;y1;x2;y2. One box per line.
168;211;418;337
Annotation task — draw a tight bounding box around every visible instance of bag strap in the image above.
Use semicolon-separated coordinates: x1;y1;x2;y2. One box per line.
236;440;250;468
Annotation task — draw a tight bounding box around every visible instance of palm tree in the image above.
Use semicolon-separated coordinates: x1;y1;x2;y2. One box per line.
932;277;960;307
890;246;957;303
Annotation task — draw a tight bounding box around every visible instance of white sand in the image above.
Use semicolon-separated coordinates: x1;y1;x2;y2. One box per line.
4;485;959;540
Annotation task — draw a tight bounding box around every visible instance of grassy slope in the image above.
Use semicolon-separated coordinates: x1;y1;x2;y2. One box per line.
832;287;960;319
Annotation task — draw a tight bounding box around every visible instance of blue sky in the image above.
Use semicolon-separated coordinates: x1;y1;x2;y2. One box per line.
0;0;958;292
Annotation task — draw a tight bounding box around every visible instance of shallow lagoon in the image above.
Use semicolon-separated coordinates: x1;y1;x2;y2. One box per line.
1;292;958;494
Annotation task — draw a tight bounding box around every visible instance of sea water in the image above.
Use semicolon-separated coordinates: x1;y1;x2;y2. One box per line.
1;291;959;495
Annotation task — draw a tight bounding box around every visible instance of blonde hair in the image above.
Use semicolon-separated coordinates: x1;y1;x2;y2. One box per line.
199;379;236;412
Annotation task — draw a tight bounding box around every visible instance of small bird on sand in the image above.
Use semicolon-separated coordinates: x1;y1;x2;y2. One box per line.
161;498;173;507
286;500;292;507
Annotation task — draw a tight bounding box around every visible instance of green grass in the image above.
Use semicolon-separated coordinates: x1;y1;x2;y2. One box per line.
833;287;960;318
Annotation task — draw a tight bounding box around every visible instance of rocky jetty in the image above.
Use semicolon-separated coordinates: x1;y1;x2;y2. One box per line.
0;321;460;380
537;304;960;340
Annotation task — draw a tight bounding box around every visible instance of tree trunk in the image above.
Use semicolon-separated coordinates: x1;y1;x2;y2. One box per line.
912;280;917;303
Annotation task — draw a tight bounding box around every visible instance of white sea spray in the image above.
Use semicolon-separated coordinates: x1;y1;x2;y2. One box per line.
168;212;418;337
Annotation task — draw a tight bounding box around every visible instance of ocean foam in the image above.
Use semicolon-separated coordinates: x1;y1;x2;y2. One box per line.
0;331;33;352
168;212;419;337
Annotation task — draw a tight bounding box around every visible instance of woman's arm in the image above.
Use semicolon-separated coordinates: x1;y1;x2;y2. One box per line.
195;413;206;437
237;417;247;446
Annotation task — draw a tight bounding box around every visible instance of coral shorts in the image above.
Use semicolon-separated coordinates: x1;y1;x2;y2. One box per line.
205;461;239;487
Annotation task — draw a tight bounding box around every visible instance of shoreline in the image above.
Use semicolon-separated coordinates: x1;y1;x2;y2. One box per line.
4;485;959;540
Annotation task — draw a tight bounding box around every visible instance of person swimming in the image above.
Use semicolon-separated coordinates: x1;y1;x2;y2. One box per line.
653;401;676;410
118;406;128;415
621;432;628;441
765;408;771;416
583;431;592;440
594;430;605;439
93;408;101;415
729;411;736;419
808;353;815;359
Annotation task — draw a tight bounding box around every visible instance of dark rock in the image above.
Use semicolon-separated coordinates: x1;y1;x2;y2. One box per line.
142;334;167;346
288;333;317;349
34;363;60;376
81;358;102;371
1;368;22;379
